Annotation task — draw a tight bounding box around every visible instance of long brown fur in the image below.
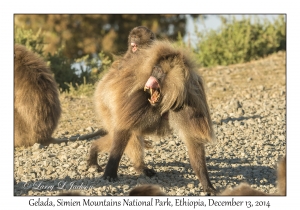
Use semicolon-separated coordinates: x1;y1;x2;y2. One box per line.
113;26;155;70
220;156;286;196
220;183;270;196
57;185;165;196
14;44;62;147
88;40;216;193
129;185;166;196
124;26;155;57
276;156;286;195
14;44;105;148
57;191;83;196
114;26;156;149
129;156;286;196
57;155;286;196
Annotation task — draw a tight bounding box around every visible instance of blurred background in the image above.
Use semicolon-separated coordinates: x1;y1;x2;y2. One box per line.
14;14;286;94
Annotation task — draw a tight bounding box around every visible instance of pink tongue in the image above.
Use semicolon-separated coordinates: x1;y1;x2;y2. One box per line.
145;76;159;89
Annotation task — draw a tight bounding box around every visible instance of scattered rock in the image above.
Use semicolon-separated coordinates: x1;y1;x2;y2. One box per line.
32;143;43;150
13;52;286;196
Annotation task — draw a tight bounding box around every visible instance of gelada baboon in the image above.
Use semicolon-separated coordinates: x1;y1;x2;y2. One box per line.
113;26;155;69
220;156;286;196
14;44;104;148
58;156;286;196
57;185;165;196
115;25;156;147
57;191;83;196
129;156;286;196
125;26;155;56
88;40;216;193
276;156;286;195
129;184;166;196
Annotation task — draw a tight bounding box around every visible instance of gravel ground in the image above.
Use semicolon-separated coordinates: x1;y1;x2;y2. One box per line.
14;51;286;196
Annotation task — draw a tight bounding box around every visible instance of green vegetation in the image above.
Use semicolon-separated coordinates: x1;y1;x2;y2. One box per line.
62;77;95;97
14;27;44;55
195;15;286;67
74;51;112;84
14;14;197;59
47;47;82;91
14;15;286;97
14;27;113;93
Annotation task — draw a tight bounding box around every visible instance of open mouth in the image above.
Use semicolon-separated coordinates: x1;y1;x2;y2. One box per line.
144;76;161;105
131;42;138;53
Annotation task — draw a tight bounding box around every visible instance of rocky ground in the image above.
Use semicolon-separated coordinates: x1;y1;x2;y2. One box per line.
14;51;286;196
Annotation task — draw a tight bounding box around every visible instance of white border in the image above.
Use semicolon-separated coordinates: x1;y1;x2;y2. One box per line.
3;1;297;209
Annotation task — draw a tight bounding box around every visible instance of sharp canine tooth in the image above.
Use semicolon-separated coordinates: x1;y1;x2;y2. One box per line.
150;88;153;95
